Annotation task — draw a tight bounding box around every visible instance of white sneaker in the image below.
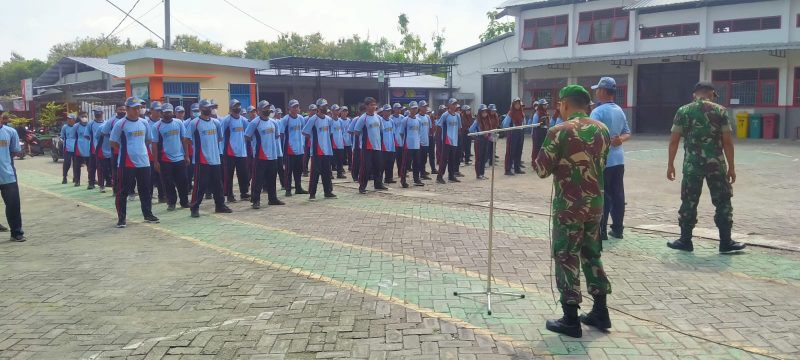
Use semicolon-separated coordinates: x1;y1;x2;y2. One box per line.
99;187;106;193
128;195;136;201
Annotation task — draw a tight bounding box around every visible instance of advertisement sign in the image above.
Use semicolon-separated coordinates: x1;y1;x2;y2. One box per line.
390;88;429;106
19;78;33;111
132;82;150;101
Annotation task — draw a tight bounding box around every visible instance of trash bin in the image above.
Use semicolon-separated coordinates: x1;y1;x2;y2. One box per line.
748;114;763;139
735;112;749;139
762;113;779;139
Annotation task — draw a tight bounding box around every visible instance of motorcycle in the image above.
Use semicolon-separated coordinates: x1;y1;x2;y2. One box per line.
25;129;45;156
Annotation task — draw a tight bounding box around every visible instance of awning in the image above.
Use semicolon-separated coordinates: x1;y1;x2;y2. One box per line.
493;42;800;69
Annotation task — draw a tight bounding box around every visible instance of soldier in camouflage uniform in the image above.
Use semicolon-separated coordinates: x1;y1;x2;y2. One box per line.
534;85;613;338
667;82;746;254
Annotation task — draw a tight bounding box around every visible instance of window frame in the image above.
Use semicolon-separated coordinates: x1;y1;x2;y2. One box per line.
521;14;569;50
640;22;700;39
711;68;779;107
713;16;781;33
577;7;630;45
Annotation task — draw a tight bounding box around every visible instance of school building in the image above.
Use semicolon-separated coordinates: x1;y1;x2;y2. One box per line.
446;0;800;138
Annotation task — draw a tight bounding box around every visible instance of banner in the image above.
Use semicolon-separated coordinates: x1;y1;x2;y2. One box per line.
19;78;32;111
390;88;429;106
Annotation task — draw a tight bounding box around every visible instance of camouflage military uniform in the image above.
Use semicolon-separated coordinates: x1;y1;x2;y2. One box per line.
671;99;733;230
534;113;612;305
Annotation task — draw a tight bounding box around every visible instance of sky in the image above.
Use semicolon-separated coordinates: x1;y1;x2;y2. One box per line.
0;0;502;61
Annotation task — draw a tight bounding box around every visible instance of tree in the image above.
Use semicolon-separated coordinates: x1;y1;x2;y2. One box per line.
46;35;138;63
397;14;426;62
480;11;515;43
37;102;65;129
0;53;49;96
172;35;224;55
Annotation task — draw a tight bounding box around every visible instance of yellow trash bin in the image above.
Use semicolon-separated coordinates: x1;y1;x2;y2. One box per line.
735;112;749;139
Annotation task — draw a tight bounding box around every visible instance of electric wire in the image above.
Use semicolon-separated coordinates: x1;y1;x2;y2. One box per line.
220;0;285;36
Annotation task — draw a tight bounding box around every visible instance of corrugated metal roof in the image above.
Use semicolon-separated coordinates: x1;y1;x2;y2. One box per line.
624;0;701;10
496;0;552;8
109;48;270;70
67;57;125;78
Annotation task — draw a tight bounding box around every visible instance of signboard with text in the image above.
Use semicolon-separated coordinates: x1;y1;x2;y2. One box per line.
390;88;429;106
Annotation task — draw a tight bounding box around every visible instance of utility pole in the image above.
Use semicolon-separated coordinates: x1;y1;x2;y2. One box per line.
164;0;171;49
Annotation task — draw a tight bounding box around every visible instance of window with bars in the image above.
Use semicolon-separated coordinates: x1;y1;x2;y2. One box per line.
577;8;629;45
163;82;200;117
524;78;567;107
713;16;781;33
229;84;252;109
577;76;628;107
711;69;779;107
522;15;569;50
640;23;700;39
793;68;800;105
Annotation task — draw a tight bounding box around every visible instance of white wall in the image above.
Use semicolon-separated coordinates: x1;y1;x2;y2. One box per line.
451;35;518;106
636;8;707;53
707;0;789;47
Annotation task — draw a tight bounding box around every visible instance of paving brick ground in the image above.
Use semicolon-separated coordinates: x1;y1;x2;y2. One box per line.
1;136;798;359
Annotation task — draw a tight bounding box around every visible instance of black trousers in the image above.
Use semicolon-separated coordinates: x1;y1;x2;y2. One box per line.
252;159;278;204
150;161;164;200
302;144;311;174
601;165;626;236
159;160;189;207
505;130;524;172
344;146;352;167
0;182;23;237
223;155;250;197
74;156;89;184
333;149;345;175
283;154;304;191
309;155;333;196
277;157;287;189
95;157;113;187
383;152;395;181
532;127;548;165
351;144;361;181
427;140;437;171
438;144;460;179
474;137;487;177
395;148;404;176
359;149;383;191
190;164;225;211
62;151;73;180
459;134;472;163
115;166;153;222
485;140;494;166
400;148;422;184
87;155;97;186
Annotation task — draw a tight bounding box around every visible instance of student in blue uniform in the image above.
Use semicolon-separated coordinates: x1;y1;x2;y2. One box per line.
101;105;127;193
302;104;316;177
220;99;251;203
71;112;91;187
501;98;526;176
417;101;432;179
390;103;405;180
400;101;425;188
470;104;491;180
341;107;352;168
85;109;108;191
185;103;200;192
246;100;285;209
348;104;364;182
273;107;288;191
352;98;388;194
280;99;308;197
330;104;347;179
380;105;397;184
183;99;232;218
302;99;337;200
147;102;166;203
436;98;462;184
109;97;160;228
0;106;25;241
151;104;189;211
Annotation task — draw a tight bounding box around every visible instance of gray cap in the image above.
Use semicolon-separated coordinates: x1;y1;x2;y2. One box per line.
392;103;402;109
330;104;340;111
447;98;458;105
341;106;349;112
276;108;283;114
438;105;446;111
488;104;497;111
591;77;617;90
308;104;318;111
316;98;328;107
92;108;104;114
67;113;77;120
257;100;270;110
538;98;549;105
150;101;162;110
463;105;471;111
190;103;200;111
408;101;419;109
229;99;241;108
478;104;488;111
162;103;174;113
288;99;300;108
198;99;213;109
247;105;256;112
125;97;142;108
269;105;276;112
381;104;392;112
209;99;219;108
175;106;185;112
418;100;428;107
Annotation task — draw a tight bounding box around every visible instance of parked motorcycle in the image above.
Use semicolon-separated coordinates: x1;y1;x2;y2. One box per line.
25;130;45;156
51;136;63;162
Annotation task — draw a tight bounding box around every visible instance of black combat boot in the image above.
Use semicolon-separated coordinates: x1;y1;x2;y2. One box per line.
580;294;611;330
718;227;746;253
545;303;582;338
667;226;694;252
